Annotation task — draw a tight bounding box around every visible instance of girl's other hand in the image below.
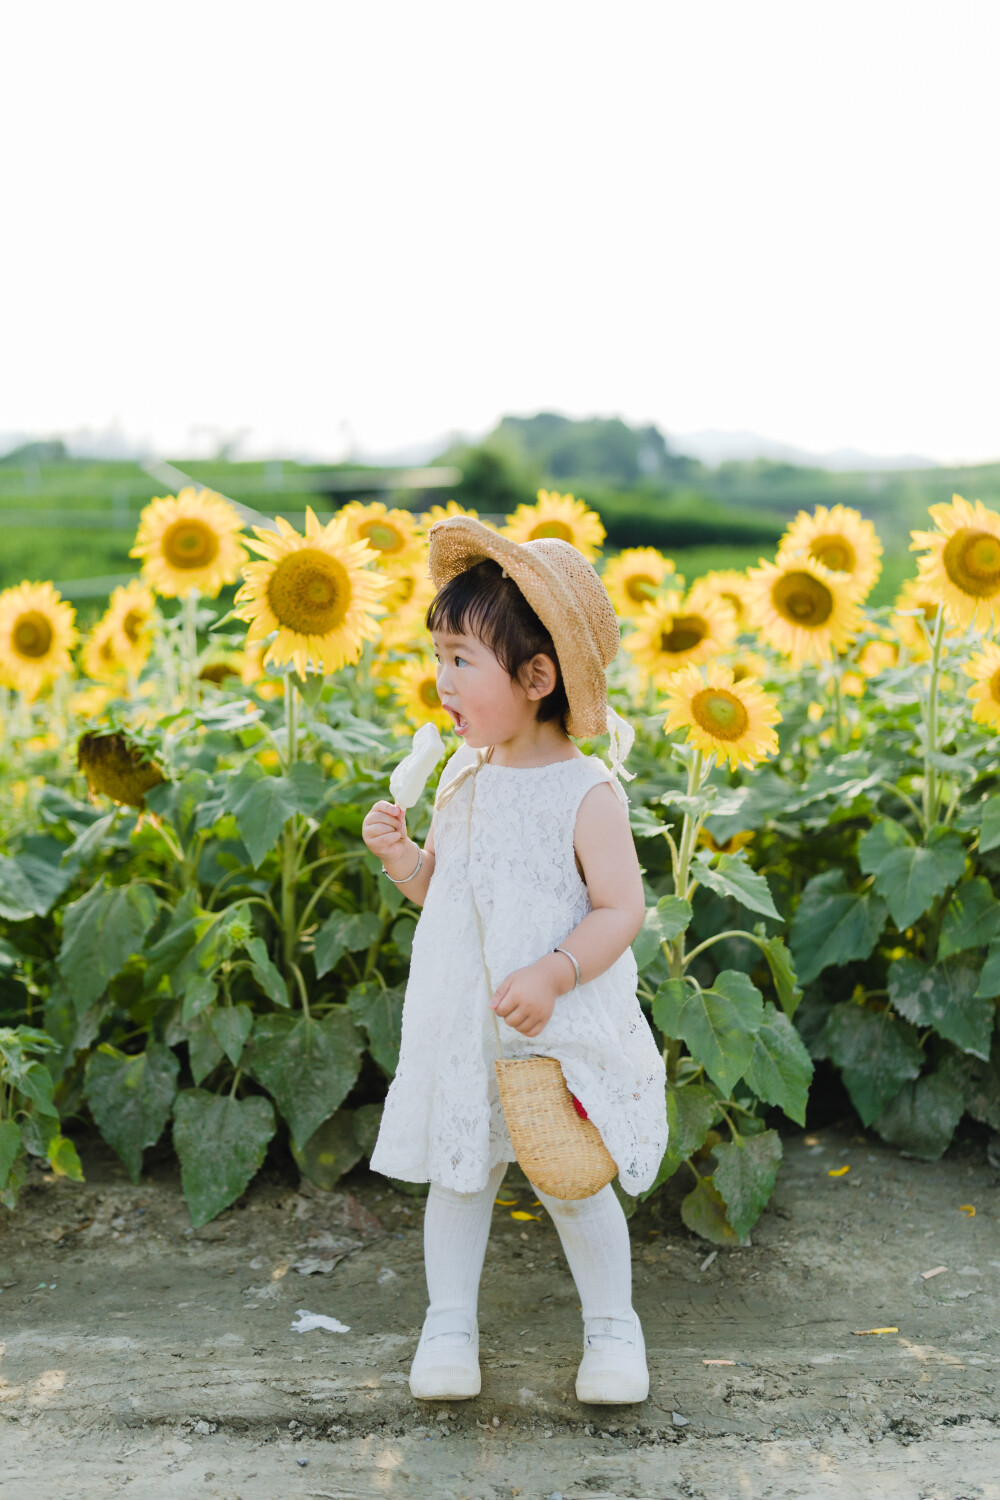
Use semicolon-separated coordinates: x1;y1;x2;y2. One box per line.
490;959;562;1038
362;800;409;862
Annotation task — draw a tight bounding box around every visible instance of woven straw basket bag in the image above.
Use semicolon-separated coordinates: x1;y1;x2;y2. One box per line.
462;765;617;1200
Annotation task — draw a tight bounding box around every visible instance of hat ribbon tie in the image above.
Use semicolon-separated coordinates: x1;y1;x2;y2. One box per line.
605;705;636;783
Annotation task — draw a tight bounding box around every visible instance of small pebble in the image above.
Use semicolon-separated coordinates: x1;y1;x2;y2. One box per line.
296;1457;308;1467
672;1411;690;1426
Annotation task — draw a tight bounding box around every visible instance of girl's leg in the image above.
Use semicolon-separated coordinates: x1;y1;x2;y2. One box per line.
531;1181;648;1403
422;1159;509;1338
410;1159;508;1399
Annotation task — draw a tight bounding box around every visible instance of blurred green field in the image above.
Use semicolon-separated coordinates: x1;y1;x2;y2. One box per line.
2;445;998;616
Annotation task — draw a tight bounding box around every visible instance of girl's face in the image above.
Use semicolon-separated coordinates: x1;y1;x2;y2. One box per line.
431;627;537;747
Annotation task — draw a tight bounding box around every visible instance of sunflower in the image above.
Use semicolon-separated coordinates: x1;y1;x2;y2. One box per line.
235;506;387;676
391;654;451;732
239;639;284;699
81;619;124;682
105;581;156;675
857;637;898;677
418;500;484;538
0;581;78;698
77;730;166;808
909;493;1000;632
889;576;955;659
503;490;606;560
723;649;772;685
624;591;738;685
698;826;755;855
777;505;882;600
339;500;425;571
662;661;781;771
686;570;756;632
963;641;1000;731
601;548;677;619
379;567;437;652
130;488;247;599
744;556;863;665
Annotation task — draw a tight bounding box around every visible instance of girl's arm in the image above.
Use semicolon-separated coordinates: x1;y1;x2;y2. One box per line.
361;801;436;907
490;782;644;1037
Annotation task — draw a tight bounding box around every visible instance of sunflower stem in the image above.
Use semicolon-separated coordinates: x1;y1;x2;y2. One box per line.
832;655;846;751
667;748;705;980
922;603;947;830
181;591;199;711
281;675;300;981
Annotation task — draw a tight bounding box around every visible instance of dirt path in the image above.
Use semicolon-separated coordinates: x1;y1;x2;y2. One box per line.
1;1121;998;1499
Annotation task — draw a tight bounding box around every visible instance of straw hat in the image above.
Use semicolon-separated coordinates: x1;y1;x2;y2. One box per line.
426;516;620;738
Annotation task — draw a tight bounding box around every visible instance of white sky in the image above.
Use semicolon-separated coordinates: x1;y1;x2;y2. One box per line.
1;1;997;465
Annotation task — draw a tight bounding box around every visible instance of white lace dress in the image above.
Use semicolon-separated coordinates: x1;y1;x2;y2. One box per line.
369;745;668;1196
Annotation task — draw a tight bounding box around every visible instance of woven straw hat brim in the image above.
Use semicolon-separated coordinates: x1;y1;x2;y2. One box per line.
426;517;620;738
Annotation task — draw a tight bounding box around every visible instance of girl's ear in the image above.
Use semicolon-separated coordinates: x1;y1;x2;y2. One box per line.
520;652;558;702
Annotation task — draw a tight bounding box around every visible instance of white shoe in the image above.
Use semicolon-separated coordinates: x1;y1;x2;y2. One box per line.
575;1311;649;1405
408;1310;481;1400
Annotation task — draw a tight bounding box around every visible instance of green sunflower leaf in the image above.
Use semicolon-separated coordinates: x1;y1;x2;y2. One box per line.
173;1090;275;1227
858;820;966;930
937;878;1000;960
245;1009;364;1150
888;954;994;1059
653;970;764;1096
870;1069;965;1160
692;849;781;921
821;1003;923;1126
788;869;887;985
743;1002;814;1124
712;1128;783;1240
84;1042;180;1183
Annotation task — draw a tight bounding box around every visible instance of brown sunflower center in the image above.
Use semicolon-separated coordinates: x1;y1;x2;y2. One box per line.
162;519;220;571
809;535;856;574
691;687;749;742
358;520;405;555
659;615;708;654
990;669;1000;706
99;635;116;664
530;521;574;542
122;608;145;643
12;611;54;659
266;547;350;635
77;731;165;808
772;570;833;627
943;528;1000;598
721;591;744;622
395;575;416;606
625;573;657;604
419;677;441;709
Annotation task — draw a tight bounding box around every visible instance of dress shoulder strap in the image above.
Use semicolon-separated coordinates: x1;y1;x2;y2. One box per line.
572;753;630;810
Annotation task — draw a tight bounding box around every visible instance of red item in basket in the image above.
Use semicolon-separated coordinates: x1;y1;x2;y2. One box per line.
570;1093;589;1120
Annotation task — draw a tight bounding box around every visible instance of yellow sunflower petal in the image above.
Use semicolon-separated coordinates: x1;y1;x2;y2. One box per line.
662;661;782;771
0;581;78;699
390;653;452;731
624;590;738;685
81;618;124;683
339;500;426;572
686;570;756;632
744;556;863;665
104;580;157;676
777;505;882;600
503;490;606;561
963;640;1000;731
601;548;677;619
233;511;387;676
909;493;1000;632
130;487;247;599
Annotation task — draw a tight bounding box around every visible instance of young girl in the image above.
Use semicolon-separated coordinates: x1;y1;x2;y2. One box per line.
362;517;668;1405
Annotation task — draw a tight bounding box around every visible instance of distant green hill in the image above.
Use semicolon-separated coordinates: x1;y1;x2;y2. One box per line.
3;422;999;615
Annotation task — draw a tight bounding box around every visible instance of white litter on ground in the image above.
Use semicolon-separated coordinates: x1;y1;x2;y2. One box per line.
291;1310;351;1334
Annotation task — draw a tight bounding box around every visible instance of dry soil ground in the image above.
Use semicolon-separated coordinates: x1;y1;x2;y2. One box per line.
1;1120;998;1500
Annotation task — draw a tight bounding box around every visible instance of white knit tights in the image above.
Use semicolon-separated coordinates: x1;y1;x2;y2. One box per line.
422;1165;635;1347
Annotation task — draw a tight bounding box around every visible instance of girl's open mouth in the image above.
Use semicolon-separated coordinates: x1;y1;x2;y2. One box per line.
444;705;468;736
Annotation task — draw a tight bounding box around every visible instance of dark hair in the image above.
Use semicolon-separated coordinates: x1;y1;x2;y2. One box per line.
426;558;569;727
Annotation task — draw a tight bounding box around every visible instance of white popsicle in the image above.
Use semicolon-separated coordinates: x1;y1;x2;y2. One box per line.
389;723;446;810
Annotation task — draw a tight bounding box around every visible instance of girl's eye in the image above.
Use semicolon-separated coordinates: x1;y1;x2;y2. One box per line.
455;656;467;667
